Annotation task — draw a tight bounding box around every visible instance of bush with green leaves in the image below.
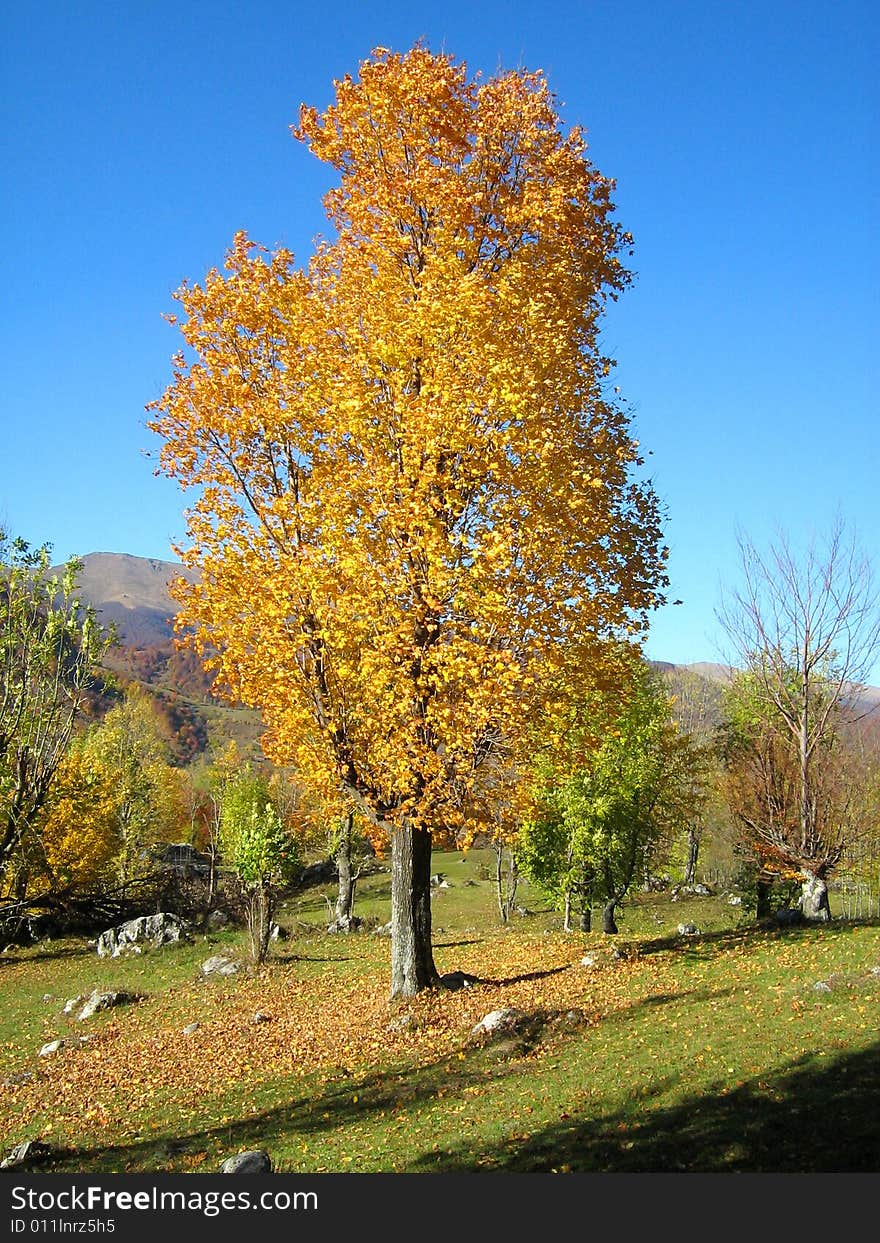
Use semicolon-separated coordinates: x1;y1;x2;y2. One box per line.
220;769;302;963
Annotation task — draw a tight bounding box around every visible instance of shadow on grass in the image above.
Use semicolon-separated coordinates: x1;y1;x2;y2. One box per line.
635;916;880;961
31;1027;880;1175
411;1039;880;1173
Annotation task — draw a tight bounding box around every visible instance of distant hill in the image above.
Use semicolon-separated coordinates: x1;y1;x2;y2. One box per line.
58;552;197;646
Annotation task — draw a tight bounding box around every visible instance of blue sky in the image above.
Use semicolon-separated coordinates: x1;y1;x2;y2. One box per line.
1;1;877;674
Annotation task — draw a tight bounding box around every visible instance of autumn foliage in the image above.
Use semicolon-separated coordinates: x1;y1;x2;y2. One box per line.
148;46;667;992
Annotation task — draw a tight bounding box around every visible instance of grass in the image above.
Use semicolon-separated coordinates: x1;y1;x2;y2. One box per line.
1;850;879;1173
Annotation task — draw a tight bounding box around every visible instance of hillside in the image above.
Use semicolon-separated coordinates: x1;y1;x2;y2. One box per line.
59;552;263;761
58;552;197;646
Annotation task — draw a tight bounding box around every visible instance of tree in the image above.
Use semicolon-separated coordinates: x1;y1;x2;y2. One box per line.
0;533;109;897
80;686;183;884
519;661;694;933
219;767;301;964
148;46;667;996
718;522;880;920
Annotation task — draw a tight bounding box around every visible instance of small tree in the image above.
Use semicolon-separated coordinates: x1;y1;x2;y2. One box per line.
718;521;880;920
220;769;301;963
520;661;694;933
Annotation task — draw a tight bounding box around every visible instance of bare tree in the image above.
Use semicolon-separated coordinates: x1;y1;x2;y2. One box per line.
718;519;880;919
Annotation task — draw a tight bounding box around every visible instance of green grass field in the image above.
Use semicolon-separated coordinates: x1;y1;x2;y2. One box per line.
2;850;878;1173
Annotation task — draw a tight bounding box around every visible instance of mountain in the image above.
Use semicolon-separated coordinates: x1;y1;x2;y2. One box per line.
61;552;197;646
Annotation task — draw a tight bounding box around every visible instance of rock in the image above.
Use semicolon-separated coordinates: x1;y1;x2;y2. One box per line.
205;910;229;930
677;923;701;936
870;966;880;977
728;895;743;906
201;954;240;976
297;859;337;887
580;954;598;969
97;912;188;958
39;1040;65;1058
471;1008;527;1036
814;980;833;993
776;908;803;926
440;971;479;990
269;923;289;941
62;994;85;1015
3;1070;36;1087
373;921;392;937
41;994;53;1003
77;989;139;1021
430;873;447;887
252;1011;272;1024
1;1140;55;1170
692;883;712;896
182;1023;200;1036
220;1150;272;1174
326;915;363;934
513;906;533;917
386;1014;413;1032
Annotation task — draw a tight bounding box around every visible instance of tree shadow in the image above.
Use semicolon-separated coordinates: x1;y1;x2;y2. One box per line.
410;1039;880;1172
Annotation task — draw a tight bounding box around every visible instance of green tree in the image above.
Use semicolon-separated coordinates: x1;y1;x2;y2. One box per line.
0;533;109;899
520;662;695;933
220;767;302;963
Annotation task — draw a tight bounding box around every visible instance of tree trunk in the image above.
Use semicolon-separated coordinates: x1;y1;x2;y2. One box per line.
248;881;273;965
801;871;831;922
563;890;572;933
390;822;439;997
579;908;592;933
684;826;700;886
756;875;772;919
335;812;357;923
602;900;618;934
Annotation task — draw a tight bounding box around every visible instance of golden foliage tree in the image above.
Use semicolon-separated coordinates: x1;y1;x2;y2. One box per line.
148;46;667;996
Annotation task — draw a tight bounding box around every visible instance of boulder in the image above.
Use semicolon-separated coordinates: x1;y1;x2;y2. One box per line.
62;994;85;1015
326;915;362;934
201;954;240;976
205;910;229;930
220;1150;272;1174
471;1007;528;1036
97;913;188;958
1;1140;55;1170
440;971;479;991
77;989;139;1021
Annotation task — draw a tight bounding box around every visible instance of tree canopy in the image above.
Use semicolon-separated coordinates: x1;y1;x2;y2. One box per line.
149;45;667;993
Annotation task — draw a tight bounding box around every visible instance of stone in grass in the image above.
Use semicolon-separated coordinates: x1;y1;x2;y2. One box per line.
77;989;139;1022
677;923;701;936
470;1008;528;1037
39;1040;65;1058
581;953;599;969
63;995;85;1015
440;971;479;991
813;980;833;993
182;1022;200;1036
201;955;241;977
1;1140;55;1170
220;1150;273;1174
252;1011;273;1024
